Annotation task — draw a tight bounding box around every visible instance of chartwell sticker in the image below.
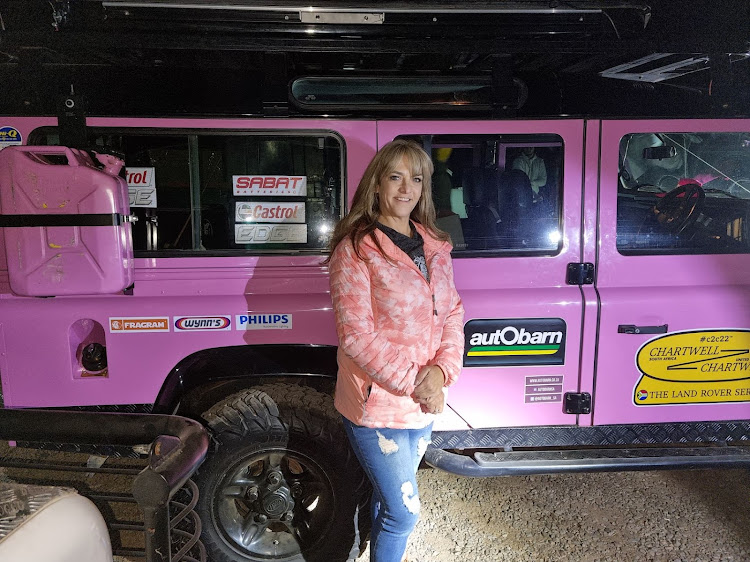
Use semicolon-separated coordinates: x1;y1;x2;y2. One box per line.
110;317;170;333
633;329;750;405
463;318;566;367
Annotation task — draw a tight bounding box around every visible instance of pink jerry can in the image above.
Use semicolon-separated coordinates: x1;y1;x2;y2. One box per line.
0;146;134;296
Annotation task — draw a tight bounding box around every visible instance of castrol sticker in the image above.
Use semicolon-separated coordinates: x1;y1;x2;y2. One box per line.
233;175;307;196
173;316;232;331
110;317;170;333
236;202;306;224
0;126;22;151
235;224;307;244
126;167;157;208
633;329;750;406
236;314;292;330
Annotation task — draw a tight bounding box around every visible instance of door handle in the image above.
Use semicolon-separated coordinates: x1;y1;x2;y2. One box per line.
618;324;668;335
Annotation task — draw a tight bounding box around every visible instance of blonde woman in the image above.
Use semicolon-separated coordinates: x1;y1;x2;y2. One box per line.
327;139;465;562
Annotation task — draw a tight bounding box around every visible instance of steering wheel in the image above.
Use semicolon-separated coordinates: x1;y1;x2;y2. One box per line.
652;181;705;234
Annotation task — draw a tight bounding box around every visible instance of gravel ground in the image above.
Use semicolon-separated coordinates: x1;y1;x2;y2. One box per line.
361;467;750;562
3;440;749;562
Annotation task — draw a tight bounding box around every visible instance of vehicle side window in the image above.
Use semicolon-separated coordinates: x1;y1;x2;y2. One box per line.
397;134;563;256
617;132;750;255
29;128;344;255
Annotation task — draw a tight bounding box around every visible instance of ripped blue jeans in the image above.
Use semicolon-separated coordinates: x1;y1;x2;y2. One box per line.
342;417;433;562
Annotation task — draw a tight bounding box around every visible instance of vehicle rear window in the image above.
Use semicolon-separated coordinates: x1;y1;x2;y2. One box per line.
617;132;750;255
29;128;344;256
397;134;564;256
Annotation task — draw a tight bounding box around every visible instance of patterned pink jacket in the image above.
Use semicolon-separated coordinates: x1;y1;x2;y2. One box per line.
329;222;465;429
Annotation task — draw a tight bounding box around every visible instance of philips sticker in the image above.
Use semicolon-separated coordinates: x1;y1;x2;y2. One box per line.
235;224;307;244
173;316;232;331
236;202;306;224
464;318;566;367
126;167;157;208
236;314;292;330
233;175;307;196
0;127;22;151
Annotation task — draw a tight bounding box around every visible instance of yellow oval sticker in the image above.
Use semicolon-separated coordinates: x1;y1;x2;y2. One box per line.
634;330;750;405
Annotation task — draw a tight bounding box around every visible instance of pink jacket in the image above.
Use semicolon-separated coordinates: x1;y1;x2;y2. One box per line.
329;223;465;429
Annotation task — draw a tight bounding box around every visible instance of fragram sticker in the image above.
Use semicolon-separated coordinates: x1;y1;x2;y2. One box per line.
110;317;170;333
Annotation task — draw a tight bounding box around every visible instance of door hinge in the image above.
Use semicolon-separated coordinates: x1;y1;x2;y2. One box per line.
564;392;591;414
566;262;595;285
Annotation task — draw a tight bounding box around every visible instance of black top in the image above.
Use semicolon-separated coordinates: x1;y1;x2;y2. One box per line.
376;221;430;282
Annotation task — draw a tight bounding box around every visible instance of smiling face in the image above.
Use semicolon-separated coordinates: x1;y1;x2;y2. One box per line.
376;156;424;234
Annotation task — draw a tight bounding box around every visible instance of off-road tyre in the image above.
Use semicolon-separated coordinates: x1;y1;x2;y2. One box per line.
195;383;371;562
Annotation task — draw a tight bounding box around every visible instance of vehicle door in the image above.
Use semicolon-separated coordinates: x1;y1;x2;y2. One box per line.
594;119;750;425
1;118;377;408
377;120;586;429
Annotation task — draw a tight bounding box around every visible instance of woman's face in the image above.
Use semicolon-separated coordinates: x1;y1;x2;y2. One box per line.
376;156;423;223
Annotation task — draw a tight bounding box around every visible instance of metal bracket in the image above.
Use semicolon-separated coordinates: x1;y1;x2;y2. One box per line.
564;392;591;415
566;262;594;285
299;11;384;24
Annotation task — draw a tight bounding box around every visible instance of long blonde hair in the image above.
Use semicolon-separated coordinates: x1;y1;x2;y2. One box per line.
326;139;449;261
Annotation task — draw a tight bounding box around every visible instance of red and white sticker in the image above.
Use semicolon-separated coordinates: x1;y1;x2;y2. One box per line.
235;224;307;244
173;316;232;331
126;167;157;208
233;175;307;197
110;317;170;333
236;202;306;224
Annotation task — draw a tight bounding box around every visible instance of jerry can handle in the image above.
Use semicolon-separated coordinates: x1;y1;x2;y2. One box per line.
13;146;83;167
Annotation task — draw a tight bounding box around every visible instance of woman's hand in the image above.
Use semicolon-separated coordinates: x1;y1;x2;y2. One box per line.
411;365;445;414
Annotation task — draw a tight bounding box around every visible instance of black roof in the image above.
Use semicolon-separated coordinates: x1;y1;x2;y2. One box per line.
0;0;748;117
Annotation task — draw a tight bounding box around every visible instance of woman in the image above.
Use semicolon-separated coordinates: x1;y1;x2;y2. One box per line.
327;139;465;562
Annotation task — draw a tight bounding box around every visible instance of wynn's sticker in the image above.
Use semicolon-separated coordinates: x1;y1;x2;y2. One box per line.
235;224;307;244
236;202;306;224
0;126;22;151
233;175;307;196
464;318;566;367
633;329;750;406
173;316;232;331
126;167;157;208
110;317;170;333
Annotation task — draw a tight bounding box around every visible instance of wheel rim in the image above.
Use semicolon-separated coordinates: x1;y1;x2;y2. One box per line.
213;447;336;559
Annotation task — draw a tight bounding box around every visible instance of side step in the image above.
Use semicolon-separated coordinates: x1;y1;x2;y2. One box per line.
424;446;750;477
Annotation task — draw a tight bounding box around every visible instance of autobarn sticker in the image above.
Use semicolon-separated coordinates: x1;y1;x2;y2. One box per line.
236;314;292;330
235;224;307;244
633;329;750;406
233;175;307;197
235;202;306;224
0;126;22;151
173;316;232;331
463;318;566;367
126;167;157;208
524;375;564;403
110;317;170;333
